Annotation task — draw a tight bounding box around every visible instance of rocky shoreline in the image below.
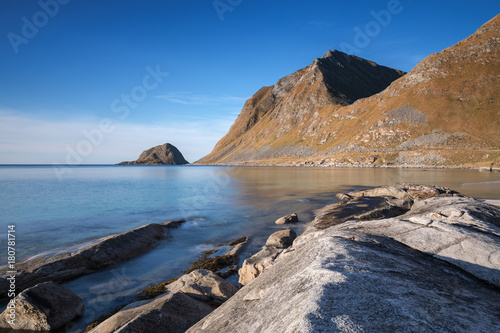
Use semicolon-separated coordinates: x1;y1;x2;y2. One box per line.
197;161;499;171
191;184;500;332
0;220;187;301
1;184;500;332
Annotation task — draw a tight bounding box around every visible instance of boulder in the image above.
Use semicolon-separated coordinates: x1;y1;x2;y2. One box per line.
0;220;185;299
238;246;283;286
166;269;238;305
0;282;84;331
188;185;500;332
89;269;238;333
89;290;213;333
239;230;296;285
275;213;299;225
265;229;297;248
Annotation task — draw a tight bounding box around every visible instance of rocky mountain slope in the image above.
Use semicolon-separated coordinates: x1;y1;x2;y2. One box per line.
197;50;404;165
198;14;500;167
119;143;188;165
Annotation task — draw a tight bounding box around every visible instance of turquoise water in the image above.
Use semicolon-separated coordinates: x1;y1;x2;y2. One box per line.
1;165;499;332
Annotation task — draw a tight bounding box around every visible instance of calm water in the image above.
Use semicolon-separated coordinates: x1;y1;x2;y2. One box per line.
1;165;499;332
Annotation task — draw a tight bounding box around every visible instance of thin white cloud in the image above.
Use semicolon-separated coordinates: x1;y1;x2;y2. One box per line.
156;92;248;105
0;110;236;164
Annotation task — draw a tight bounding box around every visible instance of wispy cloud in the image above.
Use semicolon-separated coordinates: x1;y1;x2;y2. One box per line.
155;92;247;105
0;110;236;164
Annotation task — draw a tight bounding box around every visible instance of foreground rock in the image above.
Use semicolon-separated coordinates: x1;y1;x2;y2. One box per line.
0;282;84;331
239;229;296;285
189;184;500;332
275;213;299;225
118;143;189;165
0;220;186;299
89;270;237;333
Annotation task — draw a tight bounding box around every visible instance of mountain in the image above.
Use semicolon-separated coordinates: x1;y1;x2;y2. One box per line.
197;50;405;164
118;143;189;165
198;14;500;167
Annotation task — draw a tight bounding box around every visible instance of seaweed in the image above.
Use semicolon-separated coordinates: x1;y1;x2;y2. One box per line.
182;254;235;275
136;276;180;301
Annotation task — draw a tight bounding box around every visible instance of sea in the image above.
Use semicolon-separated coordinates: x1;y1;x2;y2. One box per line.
1;165;500;332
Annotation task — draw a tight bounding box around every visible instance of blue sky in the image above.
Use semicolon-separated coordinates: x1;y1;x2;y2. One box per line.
0;0;499;164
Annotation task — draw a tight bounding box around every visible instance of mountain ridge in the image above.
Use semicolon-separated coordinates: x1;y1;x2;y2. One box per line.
197;14;500;167
198;49;405;164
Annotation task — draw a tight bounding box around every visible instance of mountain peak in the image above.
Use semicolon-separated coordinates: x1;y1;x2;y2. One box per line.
321;50;338;59
197;50;405;164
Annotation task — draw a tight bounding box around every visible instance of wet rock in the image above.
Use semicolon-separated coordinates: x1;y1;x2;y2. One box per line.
0;220;186;299
313;195;411;230
346;183;461;200
0;282;84;331
275;213;299;225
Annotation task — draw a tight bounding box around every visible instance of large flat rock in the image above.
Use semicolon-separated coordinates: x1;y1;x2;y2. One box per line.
188;184;500;332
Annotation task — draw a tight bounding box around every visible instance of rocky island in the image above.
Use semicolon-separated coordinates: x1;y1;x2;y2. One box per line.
118;143;189;165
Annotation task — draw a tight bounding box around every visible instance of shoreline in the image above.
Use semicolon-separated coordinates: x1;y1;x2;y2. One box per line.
1;163;499;171
188;184;500;332
193;162;500;171
2;183;500;332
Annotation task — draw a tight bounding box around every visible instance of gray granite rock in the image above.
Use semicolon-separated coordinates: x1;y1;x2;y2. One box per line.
238;246;284;286
89;270;237;333
0;282;84;331
166;269;238;306
189;184;500;332
275;213;299;225
265;229;297;248
239;229;296;285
